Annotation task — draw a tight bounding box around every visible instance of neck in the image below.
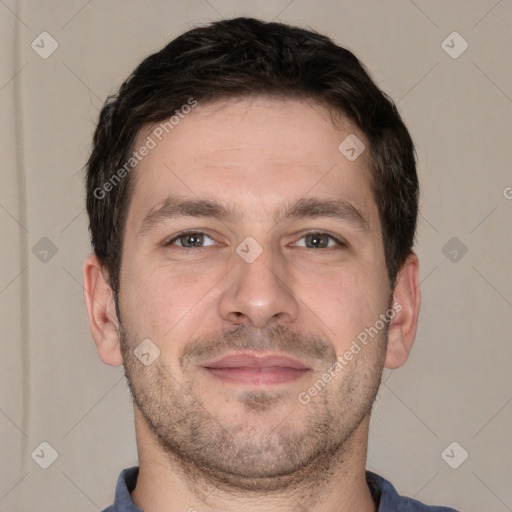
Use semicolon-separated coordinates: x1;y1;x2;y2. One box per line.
131;409;377;512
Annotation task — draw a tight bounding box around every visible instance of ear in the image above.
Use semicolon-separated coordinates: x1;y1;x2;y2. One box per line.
82;253;123;366
384;253;421;369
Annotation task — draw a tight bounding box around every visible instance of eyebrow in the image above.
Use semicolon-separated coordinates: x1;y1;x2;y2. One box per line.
280;197;370;231
137;195;370;237
137;197;235;237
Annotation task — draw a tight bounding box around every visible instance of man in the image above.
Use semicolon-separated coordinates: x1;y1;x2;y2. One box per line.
83;17;459;512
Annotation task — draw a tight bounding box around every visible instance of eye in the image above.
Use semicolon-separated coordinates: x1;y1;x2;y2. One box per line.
293;232;344;249
166;232;216;248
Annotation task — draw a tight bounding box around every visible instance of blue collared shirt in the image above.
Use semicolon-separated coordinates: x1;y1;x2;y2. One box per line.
103;466;460;511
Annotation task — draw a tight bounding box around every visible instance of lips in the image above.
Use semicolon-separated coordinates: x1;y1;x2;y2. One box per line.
202;352;311;385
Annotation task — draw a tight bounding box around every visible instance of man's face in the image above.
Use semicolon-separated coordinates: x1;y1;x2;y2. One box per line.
117;97;391;487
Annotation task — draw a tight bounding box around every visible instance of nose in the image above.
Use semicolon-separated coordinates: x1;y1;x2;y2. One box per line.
217;244;300;329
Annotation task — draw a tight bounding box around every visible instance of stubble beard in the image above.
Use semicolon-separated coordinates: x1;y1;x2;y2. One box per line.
119;323;387;494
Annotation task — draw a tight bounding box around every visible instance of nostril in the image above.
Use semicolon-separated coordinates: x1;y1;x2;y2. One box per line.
229;311;246;323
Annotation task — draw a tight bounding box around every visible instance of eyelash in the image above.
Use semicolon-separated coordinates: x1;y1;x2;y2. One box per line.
163;230;347;249
164;231;218;248
293;231;347;249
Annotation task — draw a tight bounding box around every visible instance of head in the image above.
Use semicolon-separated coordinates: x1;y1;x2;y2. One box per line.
83;17;420;491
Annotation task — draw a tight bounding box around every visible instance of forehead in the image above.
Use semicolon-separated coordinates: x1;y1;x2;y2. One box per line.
126;96;378;229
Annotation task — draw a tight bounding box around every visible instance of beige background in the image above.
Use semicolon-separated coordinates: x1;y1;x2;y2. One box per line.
1;0;511;510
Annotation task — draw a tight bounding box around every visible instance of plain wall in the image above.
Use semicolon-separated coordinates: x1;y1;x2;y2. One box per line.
1;1;511;510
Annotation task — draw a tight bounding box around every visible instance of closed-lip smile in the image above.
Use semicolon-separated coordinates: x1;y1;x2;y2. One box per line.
201;351;312;386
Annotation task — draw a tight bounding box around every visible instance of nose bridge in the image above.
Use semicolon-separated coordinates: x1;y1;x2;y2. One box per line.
218;239;299;328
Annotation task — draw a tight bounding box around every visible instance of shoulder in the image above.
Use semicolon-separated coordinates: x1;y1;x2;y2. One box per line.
101;466;141;512
366;471;461;512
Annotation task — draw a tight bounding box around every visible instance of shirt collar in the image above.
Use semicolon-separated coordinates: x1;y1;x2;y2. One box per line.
111;466;411;511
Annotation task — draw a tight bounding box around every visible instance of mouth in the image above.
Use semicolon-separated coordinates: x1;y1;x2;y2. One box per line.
201;352;312;386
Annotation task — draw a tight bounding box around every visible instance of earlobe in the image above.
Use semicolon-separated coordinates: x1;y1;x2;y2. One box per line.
384;253;421;369
82;254;123;366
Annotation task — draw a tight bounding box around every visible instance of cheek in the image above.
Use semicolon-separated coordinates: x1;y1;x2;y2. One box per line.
121;261;221;343
300;264;388;348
